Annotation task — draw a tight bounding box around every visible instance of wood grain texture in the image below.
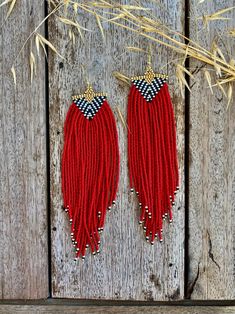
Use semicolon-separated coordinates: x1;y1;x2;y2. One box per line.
187;0;235;299
1;305;235;314
0;1;48;299
49;1;185;300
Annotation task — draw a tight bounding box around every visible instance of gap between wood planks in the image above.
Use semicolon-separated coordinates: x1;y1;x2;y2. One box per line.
1;299;235;306
45;0;52;299
183;0;191;299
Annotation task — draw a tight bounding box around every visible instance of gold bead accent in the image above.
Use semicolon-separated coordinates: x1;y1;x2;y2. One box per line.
72;84;107;103
144;66;155;84
131;65;168;83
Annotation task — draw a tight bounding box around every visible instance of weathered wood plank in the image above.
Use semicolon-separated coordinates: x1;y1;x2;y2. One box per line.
187;0;235;299
0;1;48;299
49;1;185;300
1;305;235;314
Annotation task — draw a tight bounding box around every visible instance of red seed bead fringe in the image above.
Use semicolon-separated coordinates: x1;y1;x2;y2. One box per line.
62;100;120;259
127;83;179;244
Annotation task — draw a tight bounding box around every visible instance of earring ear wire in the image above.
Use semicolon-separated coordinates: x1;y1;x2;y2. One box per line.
147;43;152;66
81;63;90;88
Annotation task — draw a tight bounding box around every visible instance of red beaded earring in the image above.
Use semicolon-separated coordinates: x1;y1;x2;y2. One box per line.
127;50;179;244
62;84;120;260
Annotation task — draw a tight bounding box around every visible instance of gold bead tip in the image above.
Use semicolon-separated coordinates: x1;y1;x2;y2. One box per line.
131;67;168;83
72;85;107;103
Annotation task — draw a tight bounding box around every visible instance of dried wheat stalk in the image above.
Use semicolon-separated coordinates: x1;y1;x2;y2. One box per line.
1;0;234;105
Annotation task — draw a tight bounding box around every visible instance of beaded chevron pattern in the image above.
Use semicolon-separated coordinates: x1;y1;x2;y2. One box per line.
72;85;107;119
131;66;168;102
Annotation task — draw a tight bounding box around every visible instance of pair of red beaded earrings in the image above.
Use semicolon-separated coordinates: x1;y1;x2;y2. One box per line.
61;60;179;260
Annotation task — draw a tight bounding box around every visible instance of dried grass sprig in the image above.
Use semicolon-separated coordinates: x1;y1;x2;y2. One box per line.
113;71;131;86
0;0;17;19
197;6;235;27
11;66;16;86
82;1;234;101
115;106;128;130
1;0;234;104
30;51;36;83
228;29;235;36
13;1;64;63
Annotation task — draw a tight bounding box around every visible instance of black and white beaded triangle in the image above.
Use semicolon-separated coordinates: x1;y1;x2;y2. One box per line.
132;77;167;102
73;95;106;119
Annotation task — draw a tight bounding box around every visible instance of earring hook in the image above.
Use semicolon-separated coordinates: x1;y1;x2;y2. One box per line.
81;64;90;87
147;44;152;66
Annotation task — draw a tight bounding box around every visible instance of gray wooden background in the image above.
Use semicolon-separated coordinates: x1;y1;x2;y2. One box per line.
0;0;235;311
